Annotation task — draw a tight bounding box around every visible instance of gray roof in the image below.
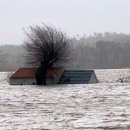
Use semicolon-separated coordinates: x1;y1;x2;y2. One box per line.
59;70;96;84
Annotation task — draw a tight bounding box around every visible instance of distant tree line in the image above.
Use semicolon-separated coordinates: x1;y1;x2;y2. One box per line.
0;45;26;71
70;32;130;69
1;32;130;71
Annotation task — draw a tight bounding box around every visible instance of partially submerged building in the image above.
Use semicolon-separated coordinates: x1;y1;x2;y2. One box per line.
9;68;98;85
9;67;64;85
59;70;98;84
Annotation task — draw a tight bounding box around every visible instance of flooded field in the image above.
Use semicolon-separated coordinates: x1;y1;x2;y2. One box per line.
0;69;130;130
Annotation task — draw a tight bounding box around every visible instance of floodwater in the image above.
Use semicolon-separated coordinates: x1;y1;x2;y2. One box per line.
0;70;130;130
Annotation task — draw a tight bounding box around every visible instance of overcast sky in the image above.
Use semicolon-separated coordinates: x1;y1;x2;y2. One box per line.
0;0;130;44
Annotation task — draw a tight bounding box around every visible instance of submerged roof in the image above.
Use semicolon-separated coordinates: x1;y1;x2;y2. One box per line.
10;67;64;78
59;70;95;84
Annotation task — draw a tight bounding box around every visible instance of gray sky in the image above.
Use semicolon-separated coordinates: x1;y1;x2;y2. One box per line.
0;0;130;44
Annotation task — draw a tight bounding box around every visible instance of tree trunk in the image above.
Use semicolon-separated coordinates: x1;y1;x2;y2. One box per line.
42;66;47;85
35;64;47;85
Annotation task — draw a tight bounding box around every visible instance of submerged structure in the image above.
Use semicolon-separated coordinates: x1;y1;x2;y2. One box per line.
59;70;98;84
9;68;98;85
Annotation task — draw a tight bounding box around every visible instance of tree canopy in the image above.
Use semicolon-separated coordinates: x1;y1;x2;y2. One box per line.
24;24;72;68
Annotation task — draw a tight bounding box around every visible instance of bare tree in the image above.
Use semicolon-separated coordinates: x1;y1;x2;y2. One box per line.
24;24;72;85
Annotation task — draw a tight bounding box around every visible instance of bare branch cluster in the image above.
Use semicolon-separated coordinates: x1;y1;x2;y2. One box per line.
24;24;72;67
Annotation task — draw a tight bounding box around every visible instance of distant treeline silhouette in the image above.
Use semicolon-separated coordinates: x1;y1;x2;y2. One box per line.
1;32;130;71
